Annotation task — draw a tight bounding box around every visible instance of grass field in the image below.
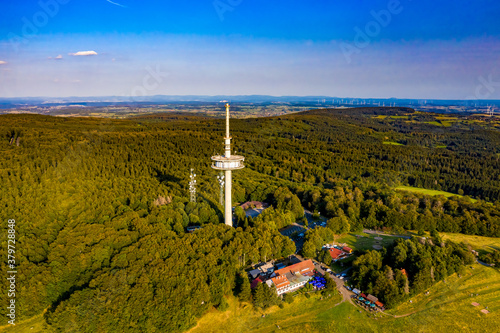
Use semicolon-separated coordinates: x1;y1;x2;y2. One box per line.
383;141;404;146
394;186;477;203
330;232;401;272
336;232;400;251
187;264;500;333
440;233;500;253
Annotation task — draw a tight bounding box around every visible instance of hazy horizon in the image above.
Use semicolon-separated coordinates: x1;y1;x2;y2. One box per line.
1;1;500;99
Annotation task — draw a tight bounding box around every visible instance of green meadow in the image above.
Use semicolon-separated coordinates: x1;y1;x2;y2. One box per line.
186;264;500;333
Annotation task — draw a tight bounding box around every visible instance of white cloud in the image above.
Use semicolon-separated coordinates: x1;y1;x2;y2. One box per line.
68;51;98;56
106;0;127;8
55;55;63;59
0;60;7;65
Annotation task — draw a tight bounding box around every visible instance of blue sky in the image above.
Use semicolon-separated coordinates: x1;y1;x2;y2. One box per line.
1;0;500;98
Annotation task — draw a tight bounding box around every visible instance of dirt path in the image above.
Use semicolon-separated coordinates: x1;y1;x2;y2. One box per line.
332;275;353;305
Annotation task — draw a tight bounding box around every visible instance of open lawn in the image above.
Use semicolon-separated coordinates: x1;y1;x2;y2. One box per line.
336;232;400;251
383;141;404;146
188;264;500;333
394;186;477;203
330;255;356;273
385;264;500;332
440;233;500;253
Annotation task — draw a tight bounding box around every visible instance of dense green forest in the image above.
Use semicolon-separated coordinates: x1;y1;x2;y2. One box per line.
350;236;475;308
1;107;499;331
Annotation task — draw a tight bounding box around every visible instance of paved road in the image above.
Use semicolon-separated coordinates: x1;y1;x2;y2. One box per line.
304;210;327;228
476;259;493;267
245;208;265;218
305;257;354;305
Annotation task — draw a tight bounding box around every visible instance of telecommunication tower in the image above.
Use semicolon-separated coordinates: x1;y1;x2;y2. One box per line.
211;103;245;227
189;169;197;203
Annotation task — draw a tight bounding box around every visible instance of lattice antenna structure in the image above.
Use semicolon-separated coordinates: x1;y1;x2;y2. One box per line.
189;168;197;203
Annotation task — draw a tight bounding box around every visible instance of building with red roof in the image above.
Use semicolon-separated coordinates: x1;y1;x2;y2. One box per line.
271;275;289;290
375;301;384;308
342;246;353;254
329;248;343;260
251;277;263;289
269;259;315;295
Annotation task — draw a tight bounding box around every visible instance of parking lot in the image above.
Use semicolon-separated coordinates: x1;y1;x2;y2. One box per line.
280;224;306;237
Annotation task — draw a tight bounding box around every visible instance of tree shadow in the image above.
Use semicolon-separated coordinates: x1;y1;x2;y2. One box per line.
153;169;181;184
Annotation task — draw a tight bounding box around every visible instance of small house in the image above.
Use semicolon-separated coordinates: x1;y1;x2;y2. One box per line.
248;269;261;279
329;248;343;260
342;246;353;254
276;263;286;270
251;277;263;289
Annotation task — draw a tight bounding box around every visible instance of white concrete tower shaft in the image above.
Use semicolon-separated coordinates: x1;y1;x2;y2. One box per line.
224;103;232;226
211;103;244;227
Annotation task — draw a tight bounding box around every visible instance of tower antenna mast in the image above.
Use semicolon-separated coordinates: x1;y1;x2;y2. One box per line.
211;103;245;227
189;168;197;203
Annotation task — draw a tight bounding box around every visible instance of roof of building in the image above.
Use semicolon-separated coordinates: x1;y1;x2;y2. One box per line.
249;269;261;279
276;263;286;269
342;246;353;252
360;293;367;298
240;201;269;210
352;288;361;294
259;262;274;273
329;248;343;259
366;294;379;302
271;275;290;289
251;277;263;289
375;301;384;308
275;259;315;277
269;259;315;291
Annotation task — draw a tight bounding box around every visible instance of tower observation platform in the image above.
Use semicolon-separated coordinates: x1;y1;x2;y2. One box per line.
211;103;245;226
